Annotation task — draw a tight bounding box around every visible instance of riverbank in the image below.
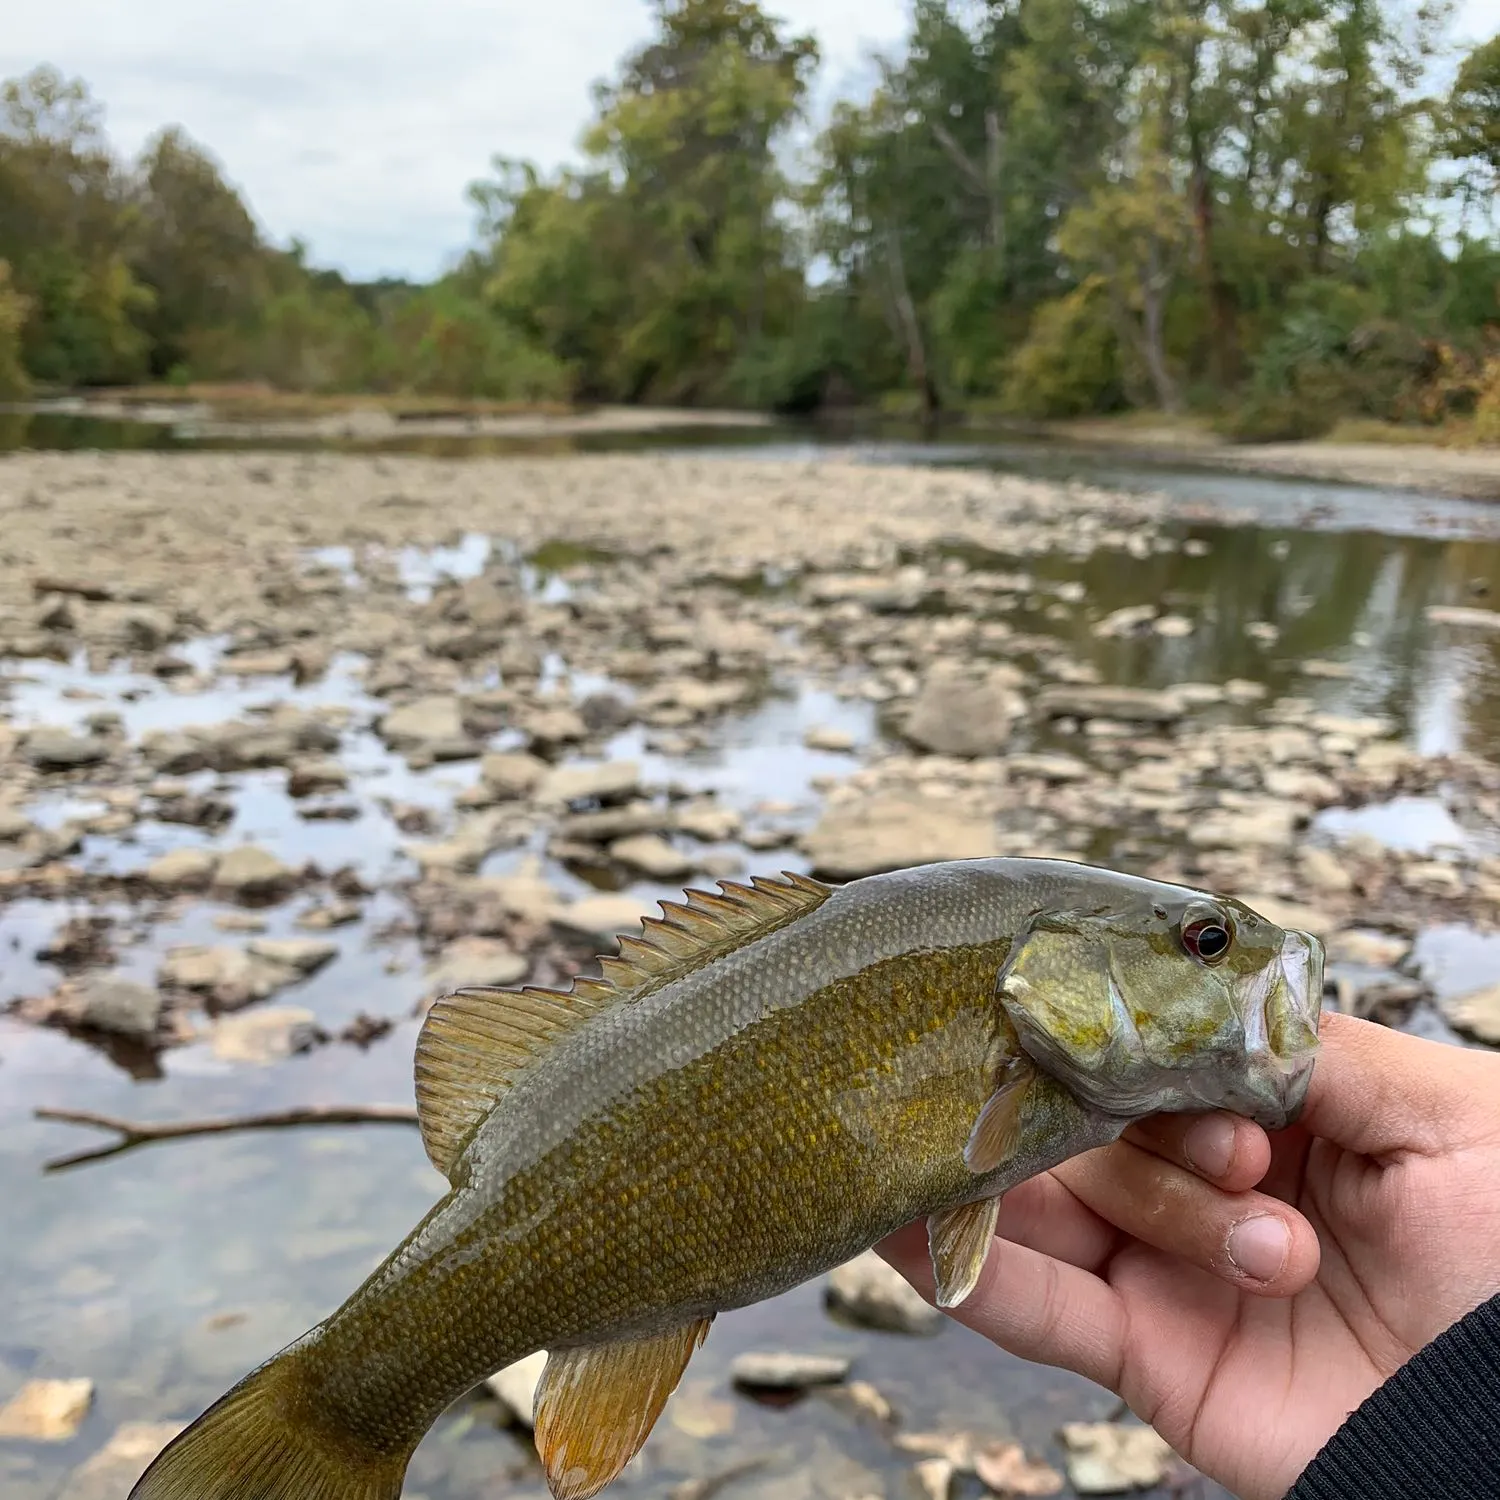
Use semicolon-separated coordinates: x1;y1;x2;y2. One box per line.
4;448;1500;1500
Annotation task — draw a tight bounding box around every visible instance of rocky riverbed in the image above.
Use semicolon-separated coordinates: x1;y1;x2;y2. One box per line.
4;449;1500;1500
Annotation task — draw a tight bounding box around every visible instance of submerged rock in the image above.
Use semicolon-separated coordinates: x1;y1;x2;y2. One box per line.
247;937;339;975
1057;1423;1174;1494
825;1250;944;1335
0;1377;94;1440
209;1007;323;1064
158;945;299;1010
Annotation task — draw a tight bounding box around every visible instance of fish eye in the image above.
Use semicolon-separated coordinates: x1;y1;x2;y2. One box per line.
1182;915;1233;964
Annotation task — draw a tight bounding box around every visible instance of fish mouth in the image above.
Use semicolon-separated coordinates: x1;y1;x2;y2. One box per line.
1235;928;1325;1130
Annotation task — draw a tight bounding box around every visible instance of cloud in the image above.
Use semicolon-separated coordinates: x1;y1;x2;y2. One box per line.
5;0;1494;280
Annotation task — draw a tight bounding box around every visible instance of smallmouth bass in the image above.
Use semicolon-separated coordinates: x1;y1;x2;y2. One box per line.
129;856;1324;1500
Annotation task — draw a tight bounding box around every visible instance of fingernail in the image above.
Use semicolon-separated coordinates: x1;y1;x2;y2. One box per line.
1184;1115;1236;1178
1227;1216;1290;1282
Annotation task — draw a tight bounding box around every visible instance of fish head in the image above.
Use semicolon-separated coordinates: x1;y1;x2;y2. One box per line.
996;882;1324;1131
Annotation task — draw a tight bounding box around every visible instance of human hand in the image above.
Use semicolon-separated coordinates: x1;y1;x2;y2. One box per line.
878;1012;1500;1500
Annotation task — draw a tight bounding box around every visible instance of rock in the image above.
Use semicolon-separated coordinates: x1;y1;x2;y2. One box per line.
404;811;512;875
26;726;108;769
425;937;528;993
558;804;673;842
0;1377;94;1439
214;845;298;901
553;894;645;949
53;1421;184;1500
915;1458;956;1500
729;1352;851;1391
158;945;298;1009
523;705;588;750
1092;603;1158;637
144;846;219;890
903;670;1025;757
804;725;856;752
1239;894;1335;937
286;759;349;797
486;1349;547;1428
63;974;163;1039
1057;1423;1173;1494
378;696;479;760
140;730;208;774
973;1443;1065;1496
803;795;1000;881
1441;983;1500;1045
1007;752;1089;783
675;802;743;842
472;856;563;923
295;901;362;930
610;833;694;881
536;759;642;807
247;937;339;975
1328;929;1409;968
1036;685;1183;724
84;603;174;650
825;1251;944;1335
0;804;32;842
209;1007;323;1064
1185;801;1299;851
480;751;549;799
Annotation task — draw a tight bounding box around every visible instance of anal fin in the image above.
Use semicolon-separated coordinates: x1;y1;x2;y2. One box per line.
963;1061;1034;1175
534;1318;713;1500
928;1196;1000;1308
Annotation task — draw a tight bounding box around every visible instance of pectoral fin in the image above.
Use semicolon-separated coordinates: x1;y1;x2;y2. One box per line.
963;1061;1034;1174
927;1196;1001;1308
533;1318;713;1500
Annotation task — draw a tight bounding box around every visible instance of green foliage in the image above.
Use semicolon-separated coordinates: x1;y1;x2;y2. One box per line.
0;5;1495;425
1001;280;1125;418
0;258;31;396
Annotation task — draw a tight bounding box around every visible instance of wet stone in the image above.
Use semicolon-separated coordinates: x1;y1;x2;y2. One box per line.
803;795;1000;882
53;974;163;1039
535;759;642;807
144;846;219;890
247;937;338;975
479;750;549;799
825;1251;943;1335
552;894;645;950
209;1007;323;1064
0;1377;94;1440
486;1349;546;1428
609;833;695;881
213;845;299;901
425;937;528;993
25;727;109;769
730;1351;851;1391
1057;1423;1174;1494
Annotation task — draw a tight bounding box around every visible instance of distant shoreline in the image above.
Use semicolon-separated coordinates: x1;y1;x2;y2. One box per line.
13;392;1500;502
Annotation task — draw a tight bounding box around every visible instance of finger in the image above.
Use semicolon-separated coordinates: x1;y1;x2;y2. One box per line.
878;1221;1128;1393
1296;1011;1499;1159
1122;1111;1272;1192
1054;1138;1321;1295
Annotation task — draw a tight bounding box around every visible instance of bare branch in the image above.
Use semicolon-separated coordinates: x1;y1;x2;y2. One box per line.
34;1104;419;1172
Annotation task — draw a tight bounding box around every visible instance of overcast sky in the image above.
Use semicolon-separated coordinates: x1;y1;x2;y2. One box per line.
5;0;1497;282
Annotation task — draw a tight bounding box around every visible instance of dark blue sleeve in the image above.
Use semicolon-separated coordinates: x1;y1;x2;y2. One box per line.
1283;1293;1500;1499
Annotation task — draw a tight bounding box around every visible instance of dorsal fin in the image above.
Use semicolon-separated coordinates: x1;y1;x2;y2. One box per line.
413;871;834;1178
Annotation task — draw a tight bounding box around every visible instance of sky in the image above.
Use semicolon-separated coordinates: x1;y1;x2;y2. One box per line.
4;0;1498;283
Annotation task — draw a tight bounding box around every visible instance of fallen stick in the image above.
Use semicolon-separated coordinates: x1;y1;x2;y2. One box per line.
34;1104;419;1172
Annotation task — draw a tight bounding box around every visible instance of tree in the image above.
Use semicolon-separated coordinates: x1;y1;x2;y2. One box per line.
129;126;269;377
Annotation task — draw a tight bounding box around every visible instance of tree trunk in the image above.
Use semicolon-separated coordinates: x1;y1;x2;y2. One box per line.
884;224;940;416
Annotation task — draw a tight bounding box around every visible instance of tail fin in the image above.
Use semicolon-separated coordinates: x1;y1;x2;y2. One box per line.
128;1346;410;1500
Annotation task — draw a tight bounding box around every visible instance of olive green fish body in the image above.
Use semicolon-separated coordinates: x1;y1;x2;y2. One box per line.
128;858;1324;1500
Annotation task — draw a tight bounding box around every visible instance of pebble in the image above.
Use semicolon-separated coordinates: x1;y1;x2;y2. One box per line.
1058;1423;1174;1494
825;1251;944;1335
729;1351;852;1390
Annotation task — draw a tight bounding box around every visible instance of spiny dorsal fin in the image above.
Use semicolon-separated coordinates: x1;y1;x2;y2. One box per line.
533;1319;713;1500
413;871;833;1179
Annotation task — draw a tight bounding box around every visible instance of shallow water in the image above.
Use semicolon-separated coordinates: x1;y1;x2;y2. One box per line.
6;440;1500;1499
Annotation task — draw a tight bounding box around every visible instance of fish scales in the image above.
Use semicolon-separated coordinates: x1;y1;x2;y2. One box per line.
128;857;1325;1500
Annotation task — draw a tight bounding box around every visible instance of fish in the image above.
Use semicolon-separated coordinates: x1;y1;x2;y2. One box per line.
127;856;1324;1500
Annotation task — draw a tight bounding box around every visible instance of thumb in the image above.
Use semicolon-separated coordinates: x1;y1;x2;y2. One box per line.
1295;1011;1498;1159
